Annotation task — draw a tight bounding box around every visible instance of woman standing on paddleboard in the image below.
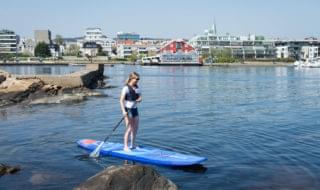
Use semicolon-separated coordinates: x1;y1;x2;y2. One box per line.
120;72;142;152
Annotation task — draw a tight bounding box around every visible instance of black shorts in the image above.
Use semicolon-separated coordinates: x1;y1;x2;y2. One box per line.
125;107;139;118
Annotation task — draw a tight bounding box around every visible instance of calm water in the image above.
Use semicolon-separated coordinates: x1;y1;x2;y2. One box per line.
1;65;320;190
0;64;81;75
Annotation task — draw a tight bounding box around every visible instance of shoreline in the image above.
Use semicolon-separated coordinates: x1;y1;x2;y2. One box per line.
203;61;294;67
0;59;293;67
0;61;294;67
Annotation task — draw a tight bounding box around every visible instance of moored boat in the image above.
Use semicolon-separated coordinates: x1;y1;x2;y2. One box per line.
294;58;320;68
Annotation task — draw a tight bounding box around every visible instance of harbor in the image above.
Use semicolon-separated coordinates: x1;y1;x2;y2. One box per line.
1;0;320;189
1;64;320;189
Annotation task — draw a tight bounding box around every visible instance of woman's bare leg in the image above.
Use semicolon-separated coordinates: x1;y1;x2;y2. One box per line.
124;117;133;151
130;116;139;148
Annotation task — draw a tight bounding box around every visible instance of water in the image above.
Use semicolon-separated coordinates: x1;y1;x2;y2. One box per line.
1;65;320;189
0;64;82;75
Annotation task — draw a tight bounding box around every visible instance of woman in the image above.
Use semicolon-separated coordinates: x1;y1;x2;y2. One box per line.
120;72;142;152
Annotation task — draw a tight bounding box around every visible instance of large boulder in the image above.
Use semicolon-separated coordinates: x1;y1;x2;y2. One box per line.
0;77;44;106
75;165;178;190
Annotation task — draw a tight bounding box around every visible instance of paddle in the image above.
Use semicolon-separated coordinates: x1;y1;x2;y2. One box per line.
90;117;125;158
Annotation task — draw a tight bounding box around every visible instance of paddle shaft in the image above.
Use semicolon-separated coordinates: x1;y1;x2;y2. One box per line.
103;117;125;142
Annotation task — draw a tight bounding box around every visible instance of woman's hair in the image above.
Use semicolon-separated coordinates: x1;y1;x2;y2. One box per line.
125;72;140;85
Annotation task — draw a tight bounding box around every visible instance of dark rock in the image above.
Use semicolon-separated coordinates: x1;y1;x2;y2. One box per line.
0;163;21;177
0;75;6;84
75;165;178;190
0;70;10;85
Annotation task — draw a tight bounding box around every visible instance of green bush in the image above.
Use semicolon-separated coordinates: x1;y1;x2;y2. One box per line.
34;42;51;58
0;53;15;61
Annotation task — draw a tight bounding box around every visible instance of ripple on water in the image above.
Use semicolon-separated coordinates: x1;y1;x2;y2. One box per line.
1;65;320;190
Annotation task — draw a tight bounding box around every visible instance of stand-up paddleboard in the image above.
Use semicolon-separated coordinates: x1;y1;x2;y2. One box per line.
77;139;206;166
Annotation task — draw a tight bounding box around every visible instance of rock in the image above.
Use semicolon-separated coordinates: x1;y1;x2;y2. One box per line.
42;84;62;95
0;75;6;84
0;163;21;177
0;70;10;84
0;64;106;107
0;77;44;106
75;165;178;190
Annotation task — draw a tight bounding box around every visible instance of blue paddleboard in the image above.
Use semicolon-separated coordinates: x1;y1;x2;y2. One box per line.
77;139;206;166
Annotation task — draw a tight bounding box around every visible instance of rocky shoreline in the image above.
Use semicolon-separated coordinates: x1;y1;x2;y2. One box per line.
0;64;179;189
0;64;105;107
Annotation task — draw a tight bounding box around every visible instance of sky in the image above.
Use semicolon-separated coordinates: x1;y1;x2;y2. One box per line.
1;0;319;39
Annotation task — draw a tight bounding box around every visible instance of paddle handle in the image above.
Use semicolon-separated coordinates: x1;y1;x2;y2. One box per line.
103;116;124;142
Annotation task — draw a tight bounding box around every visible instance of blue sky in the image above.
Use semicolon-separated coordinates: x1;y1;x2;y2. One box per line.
1;0;319;39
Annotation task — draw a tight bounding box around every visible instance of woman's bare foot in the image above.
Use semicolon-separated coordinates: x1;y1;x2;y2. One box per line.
123;147;131;152
130;144;138;149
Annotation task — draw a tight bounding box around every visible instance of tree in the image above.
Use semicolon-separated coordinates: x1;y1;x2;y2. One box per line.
66;44;80;56
0;53;15;61
129;52;138;62
210;48;237;63
54;35;64;46
34;42;51;58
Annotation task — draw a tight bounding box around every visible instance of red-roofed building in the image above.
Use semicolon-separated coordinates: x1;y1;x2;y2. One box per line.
159;39;200;65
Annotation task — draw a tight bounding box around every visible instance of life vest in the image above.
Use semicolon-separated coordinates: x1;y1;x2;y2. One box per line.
125;85;139;101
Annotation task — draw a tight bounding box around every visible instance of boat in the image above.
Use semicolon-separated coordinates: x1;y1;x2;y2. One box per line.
294;58;320;68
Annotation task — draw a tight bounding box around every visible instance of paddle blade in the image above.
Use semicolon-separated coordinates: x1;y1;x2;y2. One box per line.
89;142;104;158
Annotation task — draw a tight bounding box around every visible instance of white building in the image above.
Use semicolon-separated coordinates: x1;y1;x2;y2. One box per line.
18;38;36;56
0;29;18;54
301;46;318;59
276;46;289;58
117;45;133;58
189;24;275;59
81;42;99;57
78;28;114;56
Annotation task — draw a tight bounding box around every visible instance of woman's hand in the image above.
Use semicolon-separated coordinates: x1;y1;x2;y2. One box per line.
136;96;142;102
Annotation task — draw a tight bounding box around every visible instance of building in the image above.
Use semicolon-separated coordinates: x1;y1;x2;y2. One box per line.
142;39;199;65
64;37;81;56
34;30;52;44
0;29;18;54
117;45;133;59
276;46;290;58
18;38;36;56
189;24;276;60
301;46;318;59
81;41;99;57
159;39;199;65
274;39;320;60
78;28;114;56
116;32;140;45
49;44;61;58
